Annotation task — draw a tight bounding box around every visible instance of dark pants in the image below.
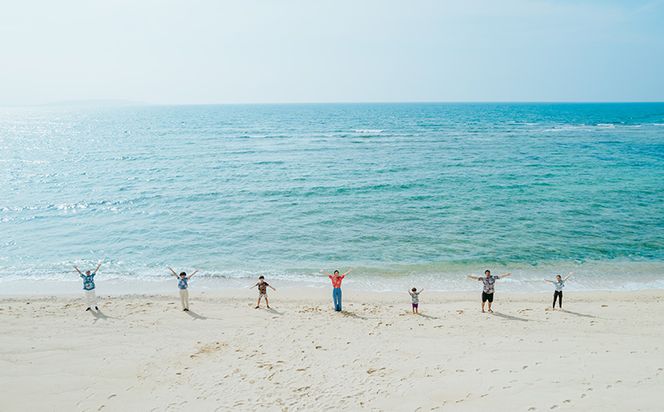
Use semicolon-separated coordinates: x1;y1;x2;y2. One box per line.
482;292;494;303
333;287;342;311
553;291;563;308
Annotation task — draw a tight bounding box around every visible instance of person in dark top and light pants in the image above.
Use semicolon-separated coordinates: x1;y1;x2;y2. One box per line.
169;267;198;311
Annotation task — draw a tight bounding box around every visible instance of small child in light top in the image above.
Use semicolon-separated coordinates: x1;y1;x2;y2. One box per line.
409;287;423;314
251;275;276;309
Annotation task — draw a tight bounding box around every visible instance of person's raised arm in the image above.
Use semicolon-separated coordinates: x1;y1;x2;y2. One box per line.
167;267;178;277
320;269;333;277
564;272;573;281
95;260;103;273
188;270;199;279
74;266;83;275
467;275;481;281
342;269;352;276
544;279;553;283
419;288;424;293
498;273;511;279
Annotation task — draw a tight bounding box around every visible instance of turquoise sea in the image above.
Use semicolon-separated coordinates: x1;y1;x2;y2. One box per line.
1;103;663;292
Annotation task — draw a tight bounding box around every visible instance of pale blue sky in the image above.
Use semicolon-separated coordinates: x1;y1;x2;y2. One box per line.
1;0;663;104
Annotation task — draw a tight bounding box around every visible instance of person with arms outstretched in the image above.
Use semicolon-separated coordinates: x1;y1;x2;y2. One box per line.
467;270;511;313
321;269;351;312
409;287;423;314
168;267;198;311
74;260;103;312
545;273;572;310
250;275;276;309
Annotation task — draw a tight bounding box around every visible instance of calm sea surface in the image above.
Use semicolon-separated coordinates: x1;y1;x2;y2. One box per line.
1;103;663;291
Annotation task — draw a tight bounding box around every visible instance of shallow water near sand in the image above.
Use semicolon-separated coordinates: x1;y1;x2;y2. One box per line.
1;103;663;292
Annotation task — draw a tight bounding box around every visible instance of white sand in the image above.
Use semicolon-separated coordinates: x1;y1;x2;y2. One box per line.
1;288;663;411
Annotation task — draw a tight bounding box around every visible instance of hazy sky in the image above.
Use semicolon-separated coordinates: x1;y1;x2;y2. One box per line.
1;0;663;104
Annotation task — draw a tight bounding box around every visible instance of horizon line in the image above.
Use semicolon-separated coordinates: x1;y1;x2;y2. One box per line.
2;99;664;108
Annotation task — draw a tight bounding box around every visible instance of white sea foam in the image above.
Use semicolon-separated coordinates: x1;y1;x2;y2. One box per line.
354;129;383;134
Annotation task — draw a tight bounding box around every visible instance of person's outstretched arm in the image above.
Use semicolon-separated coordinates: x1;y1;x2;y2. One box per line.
269;284;276;291
249;283;258;289
342;269;352;276
188;270;199;279
320;269;333;277
419;289;424;293
467;275;481;281
544;279;553;283
498;273;512;279
74;266;83;275
95;260;103;273
167;267;178;277
564;273;573;281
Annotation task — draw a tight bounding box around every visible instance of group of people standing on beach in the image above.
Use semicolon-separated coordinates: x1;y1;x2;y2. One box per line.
74;262;572;314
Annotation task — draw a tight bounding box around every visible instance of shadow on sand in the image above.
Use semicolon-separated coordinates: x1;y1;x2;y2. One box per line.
185;310;207;320
266;307;284;316
562;309;596;318
340;310;366;319
416;313;439;319
90;310;116;322
491;311;529;322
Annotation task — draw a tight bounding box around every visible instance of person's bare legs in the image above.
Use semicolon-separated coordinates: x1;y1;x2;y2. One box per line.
266;296;271;309
487;301;493;313
482;301;486;313
255;296;261;309
415;306;419;314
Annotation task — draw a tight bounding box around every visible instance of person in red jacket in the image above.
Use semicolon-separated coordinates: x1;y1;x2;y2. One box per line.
321;269;351;311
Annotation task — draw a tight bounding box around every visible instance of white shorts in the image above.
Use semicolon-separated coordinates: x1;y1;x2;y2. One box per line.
84;290;97;307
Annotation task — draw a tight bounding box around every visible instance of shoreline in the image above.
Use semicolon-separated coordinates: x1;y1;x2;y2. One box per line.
1;272;664;297
2;287;664;300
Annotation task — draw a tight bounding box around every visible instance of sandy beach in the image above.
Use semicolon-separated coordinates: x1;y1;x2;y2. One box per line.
1;288;663;411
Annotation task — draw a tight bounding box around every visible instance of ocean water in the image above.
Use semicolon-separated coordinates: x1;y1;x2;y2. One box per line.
1;103;663;292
